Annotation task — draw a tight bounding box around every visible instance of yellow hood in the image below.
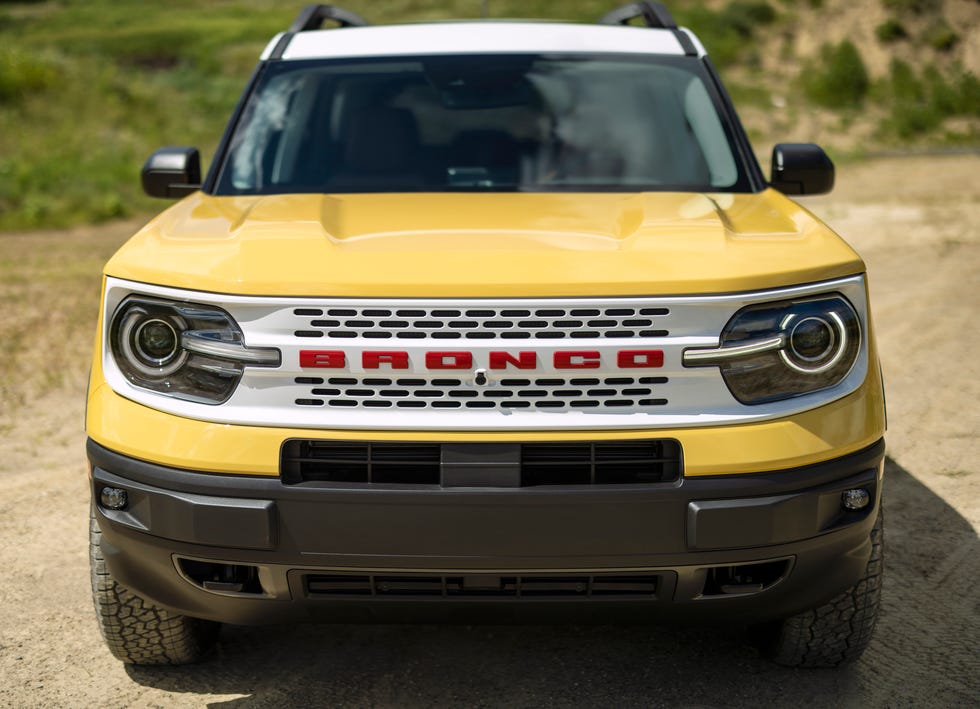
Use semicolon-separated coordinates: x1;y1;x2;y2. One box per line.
106;190;864;297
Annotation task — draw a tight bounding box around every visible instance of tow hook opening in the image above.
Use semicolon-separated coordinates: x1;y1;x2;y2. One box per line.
177;558;264;595
701;559;790;597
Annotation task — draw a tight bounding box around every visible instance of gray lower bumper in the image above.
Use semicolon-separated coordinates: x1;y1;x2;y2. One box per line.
89;438;884;625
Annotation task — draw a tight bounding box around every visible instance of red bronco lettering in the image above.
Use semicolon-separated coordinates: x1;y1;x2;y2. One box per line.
299;350;664;370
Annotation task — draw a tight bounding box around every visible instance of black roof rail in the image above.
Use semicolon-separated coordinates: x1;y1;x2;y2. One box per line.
288;4;370;32
598;2;677;30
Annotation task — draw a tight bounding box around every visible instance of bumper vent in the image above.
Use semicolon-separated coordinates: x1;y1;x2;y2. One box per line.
304;573;661;598
282;442;442;485
521;440;681;485
281;440;681;486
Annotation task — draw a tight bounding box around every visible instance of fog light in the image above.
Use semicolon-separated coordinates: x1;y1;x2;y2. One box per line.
841;488;870;510
100;487;128;510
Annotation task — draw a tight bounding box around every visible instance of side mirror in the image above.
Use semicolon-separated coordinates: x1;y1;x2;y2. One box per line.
141;147;201;198
770;143;834;196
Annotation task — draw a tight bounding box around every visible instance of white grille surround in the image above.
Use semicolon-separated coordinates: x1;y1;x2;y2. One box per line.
101;276;870;431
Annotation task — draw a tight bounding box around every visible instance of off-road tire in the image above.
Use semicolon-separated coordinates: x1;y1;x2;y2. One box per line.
89;506;220;665
757;510;883;668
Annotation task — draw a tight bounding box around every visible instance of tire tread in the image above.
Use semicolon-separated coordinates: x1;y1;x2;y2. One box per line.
89;507;219;665
763;510;883;668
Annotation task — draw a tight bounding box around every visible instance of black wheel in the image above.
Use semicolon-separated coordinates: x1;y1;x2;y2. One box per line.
756;510;883;668
89;505;220;665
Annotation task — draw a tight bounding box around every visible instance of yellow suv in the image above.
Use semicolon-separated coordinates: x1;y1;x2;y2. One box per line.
88;2;885;667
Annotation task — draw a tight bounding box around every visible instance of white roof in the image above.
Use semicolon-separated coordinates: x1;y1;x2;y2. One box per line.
261;22;705;61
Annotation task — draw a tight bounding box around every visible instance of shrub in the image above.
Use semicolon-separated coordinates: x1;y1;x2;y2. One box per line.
956;72;980;116
932;68;980;117
802;40;869;109
923;20;959;52
0;48;58;102
889;58;924;103
922;65;957;114
875;19;907;43
887;105;941;138
722;1;778;37
882;0;941;14
878;61;980;139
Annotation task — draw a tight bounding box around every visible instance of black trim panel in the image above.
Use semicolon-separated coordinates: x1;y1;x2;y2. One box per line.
673;29;698;56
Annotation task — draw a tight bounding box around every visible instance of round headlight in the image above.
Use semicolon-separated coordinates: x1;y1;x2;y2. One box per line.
117;306;188;377
107;296;270;405
781;312;848;374
134;318;180;365
687;293;862;405
789;317;834;360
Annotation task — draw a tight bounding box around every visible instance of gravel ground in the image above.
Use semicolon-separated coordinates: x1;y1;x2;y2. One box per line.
0;154;977;707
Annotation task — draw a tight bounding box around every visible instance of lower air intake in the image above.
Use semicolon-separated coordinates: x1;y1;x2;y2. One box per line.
280;440;681;486
305;573;661;598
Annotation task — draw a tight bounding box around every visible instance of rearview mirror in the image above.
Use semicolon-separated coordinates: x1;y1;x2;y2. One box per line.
142;147;201;199
770;143;834;196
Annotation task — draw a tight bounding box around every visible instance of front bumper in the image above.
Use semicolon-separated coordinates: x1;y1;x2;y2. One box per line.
89;437;884;626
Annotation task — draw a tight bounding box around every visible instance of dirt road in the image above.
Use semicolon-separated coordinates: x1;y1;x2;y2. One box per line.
0;155;977;707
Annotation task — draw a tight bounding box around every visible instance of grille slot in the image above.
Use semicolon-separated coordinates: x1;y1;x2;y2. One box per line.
520;440;680;485
281;441;441;484
281;440;681;486
305;573;661;598
293;376;668;410
292;305;669;340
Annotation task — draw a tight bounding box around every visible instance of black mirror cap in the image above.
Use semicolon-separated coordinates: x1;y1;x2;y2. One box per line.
770;143;834;196
142;146;201;199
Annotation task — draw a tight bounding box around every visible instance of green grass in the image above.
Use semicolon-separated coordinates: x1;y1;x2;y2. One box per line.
0;0;977;230
0;0;623;230
0;0;304;230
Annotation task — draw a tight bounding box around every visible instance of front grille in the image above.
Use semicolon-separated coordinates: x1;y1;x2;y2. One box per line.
280;440;682;486
107;278;870;432
292;305;669;340
304;572;661;598
293;375;669;410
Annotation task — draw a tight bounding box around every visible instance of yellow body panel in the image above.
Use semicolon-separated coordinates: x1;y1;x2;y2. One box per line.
106;190;864;297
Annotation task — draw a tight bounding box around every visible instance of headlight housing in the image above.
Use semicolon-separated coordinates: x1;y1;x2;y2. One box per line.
109;297;280;404
683;294;861;405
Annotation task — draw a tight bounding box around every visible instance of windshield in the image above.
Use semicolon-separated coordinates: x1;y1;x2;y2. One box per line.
214;54;748;194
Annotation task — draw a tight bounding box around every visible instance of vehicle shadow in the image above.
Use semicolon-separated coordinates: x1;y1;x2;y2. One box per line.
126;457;979;708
